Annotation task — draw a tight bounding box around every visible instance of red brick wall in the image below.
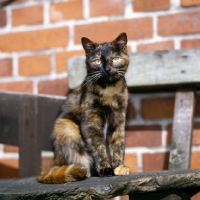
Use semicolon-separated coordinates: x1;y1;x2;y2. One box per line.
0;0;200;199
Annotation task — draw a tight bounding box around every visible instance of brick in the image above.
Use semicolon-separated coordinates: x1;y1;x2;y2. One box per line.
181;0;200;6
191;152;200;169
127;45;132;53
126;98;136;121
125;125;162;147
166;123;200;145
124;153;138;172
181;39;200;49
158;11;200;36
141;96;175;120
191;192;200;200
90;0;124;17
74;18;153;44
56;50;84;73
0;81;33;93
42;156;53;169
143;152;169;172
192;123;200;145
12;5;43;26
137;40;174;52
165;124;172;145
38;78;68;96
120;195;129;200
0;58;12;77
0;9;6;27
0;27;69;52
4;144;19;152
0;158;18;178
19;54;51;76
133;0;170;12
50;0;83;22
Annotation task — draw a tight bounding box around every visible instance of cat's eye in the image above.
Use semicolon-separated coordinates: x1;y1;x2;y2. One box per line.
95;59;101;65
112;57;119;63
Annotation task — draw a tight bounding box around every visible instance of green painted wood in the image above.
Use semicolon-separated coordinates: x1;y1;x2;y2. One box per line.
0;169;200;200
68;49;200;91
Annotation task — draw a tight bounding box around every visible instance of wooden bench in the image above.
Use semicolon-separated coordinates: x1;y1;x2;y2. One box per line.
0;48;200;199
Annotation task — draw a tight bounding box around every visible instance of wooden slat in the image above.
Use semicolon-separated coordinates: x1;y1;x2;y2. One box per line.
68;49;200;90
0;92;19;145
18;95;41;178
0;91;65;150
0;91;65;177
169;91;195;170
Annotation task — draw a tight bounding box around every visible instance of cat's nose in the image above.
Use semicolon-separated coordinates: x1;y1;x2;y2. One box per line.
105;67;111;73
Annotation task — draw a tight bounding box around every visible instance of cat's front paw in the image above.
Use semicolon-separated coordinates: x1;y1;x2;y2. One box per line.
99;168;114;177
114;165;131;175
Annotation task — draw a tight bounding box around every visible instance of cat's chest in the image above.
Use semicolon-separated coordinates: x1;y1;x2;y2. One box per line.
98;85;122;107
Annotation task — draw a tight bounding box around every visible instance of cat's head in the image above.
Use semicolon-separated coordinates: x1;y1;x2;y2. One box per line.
81;33;129;86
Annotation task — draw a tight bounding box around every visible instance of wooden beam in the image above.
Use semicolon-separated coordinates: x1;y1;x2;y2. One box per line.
0;92;19;145
169;91;195;170
18;95;41;178
1;169;200;199
0;91;65;151
68;49;200;90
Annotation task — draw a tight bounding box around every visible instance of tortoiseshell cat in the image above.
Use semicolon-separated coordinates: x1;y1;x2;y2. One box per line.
38;32;130;183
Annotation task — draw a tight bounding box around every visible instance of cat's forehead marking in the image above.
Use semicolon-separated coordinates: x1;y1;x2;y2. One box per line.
101;43;112;59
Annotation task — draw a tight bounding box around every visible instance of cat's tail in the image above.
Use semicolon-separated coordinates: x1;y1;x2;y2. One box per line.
37;164;87;184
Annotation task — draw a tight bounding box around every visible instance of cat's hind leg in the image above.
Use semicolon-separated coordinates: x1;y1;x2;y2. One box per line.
38;118;92;183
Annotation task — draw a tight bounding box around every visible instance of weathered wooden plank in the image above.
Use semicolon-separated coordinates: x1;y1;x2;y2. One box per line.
18;95;41;178
0;91;65;151
0;91;65;177
0;169;200;200
169;91;195;170
68;49;200;90
0;92;19;145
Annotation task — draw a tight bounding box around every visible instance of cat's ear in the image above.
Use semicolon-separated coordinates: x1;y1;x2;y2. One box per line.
81;37;97;54
112;32;127;51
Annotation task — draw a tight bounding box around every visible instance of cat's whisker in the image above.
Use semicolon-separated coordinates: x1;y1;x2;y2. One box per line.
84;73;101;82
81;73;102;88
117;74;126;85
87;71;101;76
92;74;101;85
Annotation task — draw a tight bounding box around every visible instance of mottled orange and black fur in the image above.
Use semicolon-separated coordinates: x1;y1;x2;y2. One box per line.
37;33;130;184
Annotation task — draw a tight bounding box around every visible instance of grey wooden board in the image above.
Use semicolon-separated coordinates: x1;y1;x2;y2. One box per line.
169;91;195;170
18;95;41;178
0;93;19;145
0;169;200;200
0;91;65;151
68;49;200;90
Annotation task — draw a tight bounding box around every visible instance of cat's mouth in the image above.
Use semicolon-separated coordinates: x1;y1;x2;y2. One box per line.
101;72;122;82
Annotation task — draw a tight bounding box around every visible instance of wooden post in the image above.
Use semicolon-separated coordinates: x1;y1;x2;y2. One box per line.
18;95;41;178
169;91;195;170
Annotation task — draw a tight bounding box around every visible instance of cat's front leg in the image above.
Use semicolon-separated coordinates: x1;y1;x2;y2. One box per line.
81;112;113;177
108;119;131;175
